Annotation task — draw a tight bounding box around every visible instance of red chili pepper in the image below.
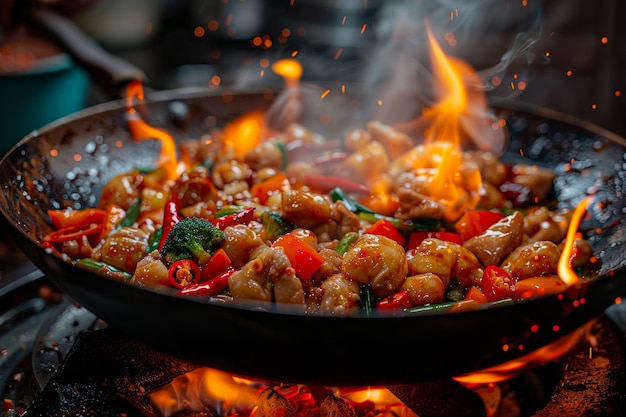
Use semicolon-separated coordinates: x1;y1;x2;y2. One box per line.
158;195;182;251
304;175;369;194
310;151;349;172
210;207;255;230
43;222;103;243
177;266;236;296
168;259;201;289
480;265;517;302
376;290;413;310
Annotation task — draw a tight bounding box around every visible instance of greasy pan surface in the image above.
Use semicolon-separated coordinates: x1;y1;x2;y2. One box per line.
1;88;625;385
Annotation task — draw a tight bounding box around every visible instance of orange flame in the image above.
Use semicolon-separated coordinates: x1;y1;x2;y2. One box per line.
412;26;485;221
453;325;585;387
149;368;259;417
272;58;302;90
125;80;179;180
222;110;265;157
558;195;593;286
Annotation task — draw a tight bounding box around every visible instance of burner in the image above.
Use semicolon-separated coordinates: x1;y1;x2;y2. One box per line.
2;278;626;417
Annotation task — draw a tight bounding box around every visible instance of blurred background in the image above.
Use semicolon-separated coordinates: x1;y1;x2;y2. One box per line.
0;0;624;154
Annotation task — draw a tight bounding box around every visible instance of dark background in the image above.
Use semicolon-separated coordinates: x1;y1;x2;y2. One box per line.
82;0;625;138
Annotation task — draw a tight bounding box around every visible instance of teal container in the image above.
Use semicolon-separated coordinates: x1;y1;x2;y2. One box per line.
0;53;90;156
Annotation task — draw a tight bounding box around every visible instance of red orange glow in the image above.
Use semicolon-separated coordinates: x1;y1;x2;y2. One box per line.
222;110;265;157
558;195;592;286
125;80;179;180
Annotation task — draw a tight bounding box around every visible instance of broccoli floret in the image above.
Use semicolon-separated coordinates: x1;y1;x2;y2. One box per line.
160;217;225;265
260;211;295;241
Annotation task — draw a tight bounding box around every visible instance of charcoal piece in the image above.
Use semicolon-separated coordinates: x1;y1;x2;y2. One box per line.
387;379;486;417
24;327;201;417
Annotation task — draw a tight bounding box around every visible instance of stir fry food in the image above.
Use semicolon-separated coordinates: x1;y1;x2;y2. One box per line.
41;116;595;315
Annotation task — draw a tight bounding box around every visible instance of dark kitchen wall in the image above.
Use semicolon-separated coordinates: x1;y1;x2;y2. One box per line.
360;0;626;138
82;0;625;138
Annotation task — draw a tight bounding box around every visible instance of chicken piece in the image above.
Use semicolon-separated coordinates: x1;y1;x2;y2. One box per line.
466;150;508;186
221;224;268;269
228;246;305;307
525;207;572;244
331;141;390;185
97;170;143;210
366;120;413;160
401;272;446;306
394;187;444;220
131;250;169;288
244;140;283;171
281;189;331;230
171;165;218;207
313;200;361;243
341;234;408;298
343;128;371;153
407;238;483;287
570;237;593;268
310;248;343;286
92;227;149;273
500;240;561;279
512;164;556;202
56;235;93;260
317;273;362;315
211;159;252;189
477;182;507;209
463;211;524;267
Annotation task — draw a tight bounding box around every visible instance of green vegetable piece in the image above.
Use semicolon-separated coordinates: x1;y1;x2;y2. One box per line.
147;228;162;253
445;281;465;302
120;198;141;227
159;217;225;265
360;285;374;317
75;258;132;280
260;211;295;241
336;232;359;255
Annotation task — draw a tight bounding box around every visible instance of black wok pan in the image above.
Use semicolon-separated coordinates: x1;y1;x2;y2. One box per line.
1;86;625;385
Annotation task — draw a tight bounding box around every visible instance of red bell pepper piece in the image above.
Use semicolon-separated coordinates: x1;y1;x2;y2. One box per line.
48;208;107;230
177;266;236;297
376;290;412;310
515;276;567;300
364;218;406;247
168;259;201;289
272;233;324;281
158;195;182;251
250;172;289;205
406;231;462;250
43;222;103;243
463;285;488;304
480;265;517;302
454;210;504;242
210;207;255;230
200;248;232;282
304;175;369;194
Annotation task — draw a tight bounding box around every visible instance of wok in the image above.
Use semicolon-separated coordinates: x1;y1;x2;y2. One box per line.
1;86;625;385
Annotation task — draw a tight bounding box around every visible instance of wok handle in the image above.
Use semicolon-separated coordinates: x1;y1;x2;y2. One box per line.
25;6;148;98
